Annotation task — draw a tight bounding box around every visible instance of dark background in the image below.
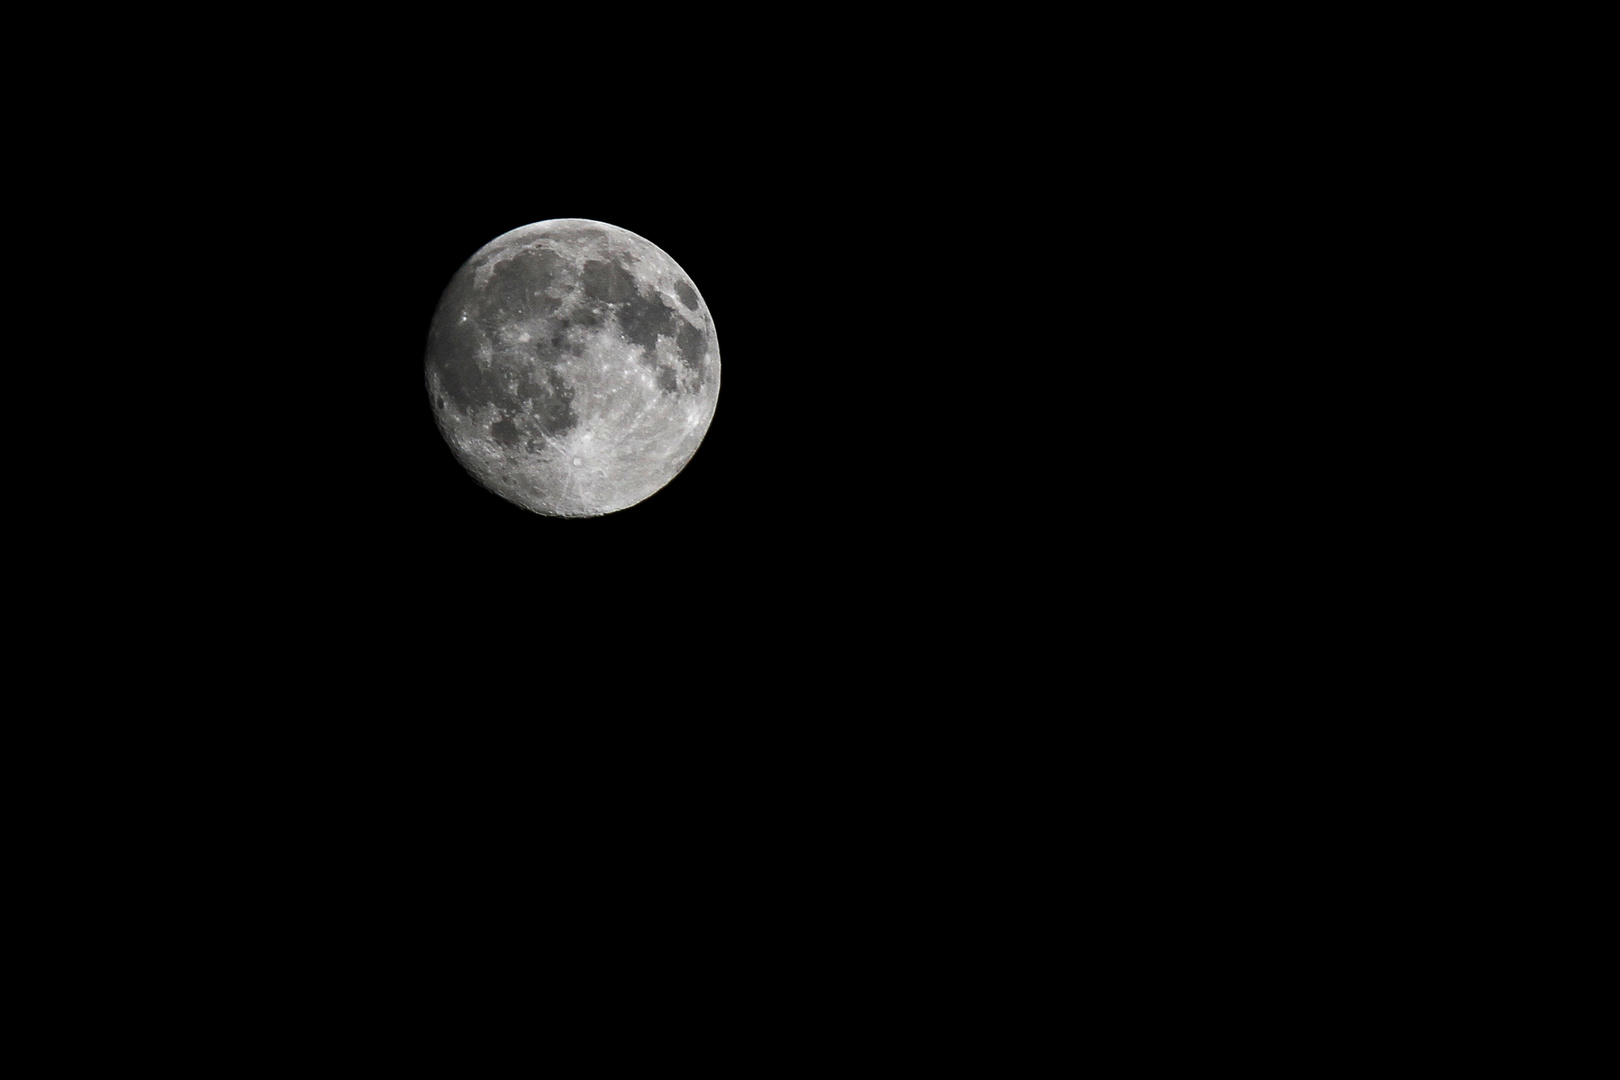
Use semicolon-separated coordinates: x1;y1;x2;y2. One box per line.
210;50;1080;699
19;23;1425;976
122;102;980;797
66;18;1390;683
94;19;1348;723
91;19;1318;730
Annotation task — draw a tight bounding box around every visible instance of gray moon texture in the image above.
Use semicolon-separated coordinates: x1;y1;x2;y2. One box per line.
425;218;720;517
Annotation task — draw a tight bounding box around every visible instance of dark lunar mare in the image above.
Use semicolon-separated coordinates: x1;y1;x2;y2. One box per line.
489;416;521;447
673;278;699;310
613;280;709;394
431;326;520;417
675;321;706;372
618;289;679;356
581;256;638;304
429;244;583;438
484;251;564;322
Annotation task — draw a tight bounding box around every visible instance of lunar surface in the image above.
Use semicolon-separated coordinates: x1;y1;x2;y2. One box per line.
425;218;720;517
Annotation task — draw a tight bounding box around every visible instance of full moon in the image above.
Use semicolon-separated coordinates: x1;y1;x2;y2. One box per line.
425;218;720;517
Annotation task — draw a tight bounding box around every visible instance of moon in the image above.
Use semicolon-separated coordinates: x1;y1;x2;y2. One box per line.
425;218;720;517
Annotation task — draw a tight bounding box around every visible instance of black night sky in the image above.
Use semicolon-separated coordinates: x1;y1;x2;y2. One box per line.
245;79;984;675
177;37;1086;711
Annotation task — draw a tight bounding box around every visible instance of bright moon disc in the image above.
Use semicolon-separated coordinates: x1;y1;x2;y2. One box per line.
425;218;720;517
